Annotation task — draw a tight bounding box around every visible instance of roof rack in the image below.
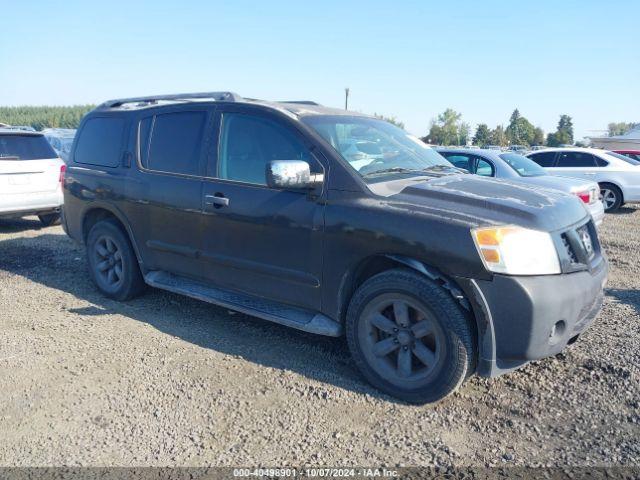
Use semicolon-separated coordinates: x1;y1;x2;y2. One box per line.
278;100;321;106
98;91;243;109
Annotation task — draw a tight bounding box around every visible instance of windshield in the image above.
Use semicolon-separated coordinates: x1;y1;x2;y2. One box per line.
0;134;58;160
606;151;640;166
499;152;547;177
301;115;456;182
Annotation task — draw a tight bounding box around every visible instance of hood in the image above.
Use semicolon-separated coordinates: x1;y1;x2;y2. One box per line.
389;174;589;232
512;174;596;193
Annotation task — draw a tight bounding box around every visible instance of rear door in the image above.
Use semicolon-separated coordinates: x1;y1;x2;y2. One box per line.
129;106;214;279
0;134;61;196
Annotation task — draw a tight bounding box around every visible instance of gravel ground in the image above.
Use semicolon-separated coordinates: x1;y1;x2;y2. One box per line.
0;208;638;468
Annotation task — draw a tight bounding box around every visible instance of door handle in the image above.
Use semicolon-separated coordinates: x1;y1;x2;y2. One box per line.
583;173;596;176
205;194;229;208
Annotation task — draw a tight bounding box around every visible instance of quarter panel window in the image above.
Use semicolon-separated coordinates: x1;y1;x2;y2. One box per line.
218;113;310;185
75;117;125;167
145;111;207;175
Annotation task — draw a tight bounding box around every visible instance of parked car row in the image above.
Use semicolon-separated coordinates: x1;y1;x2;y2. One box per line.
526;148;640;212
436;148;605;225
47;92;608;404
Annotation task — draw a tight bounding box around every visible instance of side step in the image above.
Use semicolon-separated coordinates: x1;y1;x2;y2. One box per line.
144;271;343;337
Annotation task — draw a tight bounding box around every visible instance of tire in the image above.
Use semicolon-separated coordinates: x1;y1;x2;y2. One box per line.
86;219;145;301
38;213;60;227
346;269;475;404
599;183;623;212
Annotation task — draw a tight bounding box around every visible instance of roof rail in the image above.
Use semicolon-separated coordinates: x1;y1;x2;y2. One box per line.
278;100;321;106
98;91;242;109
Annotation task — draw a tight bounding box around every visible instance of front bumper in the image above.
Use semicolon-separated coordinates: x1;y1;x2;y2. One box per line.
458;256;608;377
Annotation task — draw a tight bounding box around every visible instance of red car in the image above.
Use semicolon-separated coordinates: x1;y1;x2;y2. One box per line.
613;150;640;162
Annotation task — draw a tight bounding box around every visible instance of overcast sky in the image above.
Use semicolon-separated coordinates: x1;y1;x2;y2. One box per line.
1;0;638;141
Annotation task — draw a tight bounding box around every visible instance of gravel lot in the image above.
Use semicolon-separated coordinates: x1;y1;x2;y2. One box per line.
1;208;639;468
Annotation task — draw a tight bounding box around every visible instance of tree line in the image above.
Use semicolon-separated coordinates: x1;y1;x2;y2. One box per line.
422;108;579;147
0;106;94;131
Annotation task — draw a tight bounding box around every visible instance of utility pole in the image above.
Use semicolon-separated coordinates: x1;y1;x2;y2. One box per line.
344;87;349;110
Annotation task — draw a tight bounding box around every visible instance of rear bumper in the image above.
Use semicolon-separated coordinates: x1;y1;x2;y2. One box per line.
0;190;63;217
457;257;608;377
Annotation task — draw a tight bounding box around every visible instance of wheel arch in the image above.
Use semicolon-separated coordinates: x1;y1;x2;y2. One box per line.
81;204;145;269
338;254;472;322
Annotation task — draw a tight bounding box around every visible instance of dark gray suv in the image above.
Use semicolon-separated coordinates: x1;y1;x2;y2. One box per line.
62;92;608;403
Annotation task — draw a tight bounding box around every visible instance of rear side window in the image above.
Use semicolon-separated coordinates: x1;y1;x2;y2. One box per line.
75;117;125;167
140;111;206;176
528;151;556;167
440;153;472;171
0;134;57;160
557;152;597;167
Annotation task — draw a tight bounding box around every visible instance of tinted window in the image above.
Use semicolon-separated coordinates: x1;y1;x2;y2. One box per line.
145;111;206;175
557;152;597;167
0;134;57;160
75;117;125;167
528;151;556;167
219;113;310;185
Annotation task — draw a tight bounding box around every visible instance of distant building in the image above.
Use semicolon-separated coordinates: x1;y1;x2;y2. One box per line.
589;127;640;150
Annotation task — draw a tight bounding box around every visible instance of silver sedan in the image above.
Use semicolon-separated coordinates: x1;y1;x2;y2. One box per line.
437;148;605;226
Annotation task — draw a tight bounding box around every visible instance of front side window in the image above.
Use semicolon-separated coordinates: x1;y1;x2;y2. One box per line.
528;151;556;167
141;111;207;176
302;115;454;183
557;152;597;168
218;113;310;185
75;117;124;167
499;152;546;177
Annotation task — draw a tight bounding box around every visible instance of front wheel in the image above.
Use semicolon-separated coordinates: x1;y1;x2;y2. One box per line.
346;269;476;404
600;183;622;212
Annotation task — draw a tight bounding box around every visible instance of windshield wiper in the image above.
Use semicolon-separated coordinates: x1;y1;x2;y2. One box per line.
362;167;420;177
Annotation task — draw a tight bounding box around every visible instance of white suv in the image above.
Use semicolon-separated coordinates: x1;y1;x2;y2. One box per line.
0;128;65;226
527;147;640;212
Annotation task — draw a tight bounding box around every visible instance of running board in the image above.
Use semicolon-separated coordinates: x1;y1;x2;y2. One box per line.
144;271;343;337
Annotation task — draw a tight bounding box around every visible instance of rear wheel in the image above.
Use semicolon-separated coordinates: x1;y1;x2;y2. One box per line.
346;269;475;404
600;183;622;212
38;213;60;227
86;219;145;301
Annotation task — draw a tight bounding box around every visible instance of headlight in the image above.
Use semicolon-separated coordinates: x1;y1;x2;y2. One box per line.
471;226;561;275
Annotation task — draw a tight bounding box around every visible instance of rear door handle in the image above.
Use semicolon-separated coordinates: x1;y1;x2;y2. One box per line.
205;194;229;208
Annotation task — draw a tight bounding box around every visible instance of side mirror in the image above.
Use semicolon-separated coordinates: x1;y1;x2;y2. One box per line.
266;160;323;190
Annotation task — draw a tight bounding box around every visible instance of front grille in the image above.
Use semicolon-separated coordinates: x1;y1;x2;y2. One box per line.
557;220;601;273
561;234;579;264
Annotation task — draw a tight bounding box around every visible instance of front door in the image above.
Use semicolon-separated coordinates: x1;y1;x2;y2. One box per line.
199;108;326;311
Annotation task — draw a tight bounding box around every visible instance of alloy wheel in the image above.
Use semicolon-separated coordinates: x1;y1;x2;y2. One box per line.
359;294;445;387
94;236;124;287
